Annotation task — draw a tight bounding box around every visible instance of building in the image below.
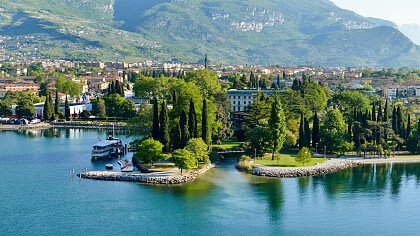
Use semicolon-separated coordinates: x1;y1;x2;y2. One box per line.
0;83;40;97
383;81;420;99
227;89;275;112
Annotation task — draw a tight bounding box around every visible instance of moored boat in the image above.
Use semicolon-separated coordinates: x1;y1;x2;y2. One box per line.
106;164;113;170
91;136;124;160
118;159;134;172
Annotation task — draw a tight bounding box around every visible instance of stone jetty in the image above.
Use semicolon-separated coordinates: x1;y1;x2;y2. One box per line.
251;159;362;178
78;164;214;185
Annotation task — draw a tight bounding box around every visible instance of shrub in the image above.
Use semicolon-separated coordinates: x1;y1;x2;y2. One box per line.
236;155;253;171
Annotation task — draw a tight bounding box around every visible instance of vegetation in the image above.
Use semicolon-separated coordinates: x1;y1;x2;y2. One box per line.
134;138;169;164
295;147;312;166
172;149;196;174
255;153;325;167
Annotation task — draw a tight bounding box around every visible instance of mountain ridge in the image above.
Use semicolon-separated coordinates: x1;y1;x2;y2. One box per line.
0;0;419;67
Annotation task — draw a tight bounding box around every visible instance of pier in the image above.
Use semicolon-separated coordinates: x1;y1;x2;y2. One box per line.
78;164;214;185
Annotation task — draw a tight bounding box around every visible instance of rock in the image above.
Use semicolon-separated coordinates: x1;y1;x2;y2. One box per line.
250;160;362;178
78;164;214;185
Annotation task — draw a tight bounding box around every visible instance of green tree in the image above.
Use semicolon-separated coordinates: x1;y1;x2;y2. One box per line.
180;110;190;148
188;98;198;138
104;94;125;117
120;100;136;119
65;95;70;120
407;121;420;154
159;100;170;153
298;113;305;149
332;90;371;121
301;79;328;113
171;149;196;174
15;99;35;117
304;118;311;148
152;97;160;141
185;69;222;97
312;111;320;149
295;147;312;166
95;98;106;118
213;92;233;143
43;92;54;120
201;99;210;145
54;90;61;116
134;138;168;164
185;138;210;164
171;125;182;151
0;100;12;116
245;127;272;157
246;91;271;127
320;108;353;154
127;103;153;137
268;96;286;160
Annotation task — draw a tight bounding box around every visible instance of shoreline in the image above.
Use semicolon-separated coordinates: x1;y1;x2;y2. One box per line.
78;164;214;185
249;157;420;178
51;122;128;130
0;123;51;131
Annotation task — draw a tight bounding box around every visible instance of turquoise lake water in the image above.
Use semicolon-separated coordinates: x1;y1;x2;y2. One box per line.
1;129;420;235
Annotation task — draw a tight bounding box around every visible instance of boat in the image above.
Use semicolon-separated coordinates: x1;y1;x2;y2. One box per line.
91;136;124;160
118;159;134;172
106;164;113;170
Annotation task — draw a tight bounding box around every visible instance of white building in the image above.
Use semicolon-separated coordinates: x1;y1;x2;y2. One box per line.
227;89;275;112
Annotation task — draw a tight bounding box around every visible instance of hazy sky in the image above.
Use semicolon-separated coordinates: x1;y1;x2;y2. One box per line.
330;0;420;25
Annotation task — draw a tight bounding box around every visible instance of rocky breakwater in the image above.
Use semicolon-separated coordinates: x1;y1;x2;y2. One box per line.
251;159;362;178
78;164;214;185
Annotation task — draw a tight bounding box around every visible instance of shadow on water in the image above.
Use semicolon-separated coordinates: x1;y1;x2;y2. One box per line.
311;163;420;199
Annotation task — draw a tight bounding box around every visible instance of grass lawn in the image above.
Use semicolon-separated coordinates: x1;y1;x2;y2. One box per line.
212;140;243;149
255;153;326;167
143;163;175;172
394;155;420;159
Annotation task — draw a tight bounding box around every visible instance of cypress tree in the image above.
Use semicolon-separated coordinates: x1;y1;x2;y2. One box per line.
377;103;383;122
111;81;116;94
180;110;189;148
115;80;120;95
65;95;70;121
348;122;352;141
201;99;210;145
120;83;125;97
54;90;60;115
304;118;311;148
250;71;255;88
392;106;397;132
152;97;160;140
312;111;320;149
159;100;170;153
372;102;376;122
407;114;412;138
107;84;111;96
298;113;305;149
188;99;198;138
397;106;403;136
43;92;54;120
384;100;388;122
43;92;50;120
172;90;177;105
171;125;182;150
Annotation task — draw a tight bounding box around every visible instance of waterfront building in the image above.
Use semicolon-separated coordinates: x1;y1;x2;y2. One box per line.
227;89;275;112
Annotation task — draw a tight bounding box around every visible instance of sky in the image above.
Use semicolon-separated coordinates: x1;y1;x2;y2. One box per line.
330;0;420;25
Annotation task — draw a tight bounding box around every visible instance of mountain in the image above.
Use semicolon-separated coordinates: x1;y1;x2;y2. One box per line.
1;0;420;67
399;24;420;46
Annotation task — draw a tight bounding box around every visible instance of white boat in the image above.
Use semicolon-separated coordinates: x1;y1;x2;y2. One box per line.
106;164;113;170
118;159;134;172
91;136;124;160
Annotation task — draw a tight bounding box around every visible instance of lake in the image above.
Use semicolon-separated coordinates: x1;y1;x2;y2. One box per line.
1;129;420;235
